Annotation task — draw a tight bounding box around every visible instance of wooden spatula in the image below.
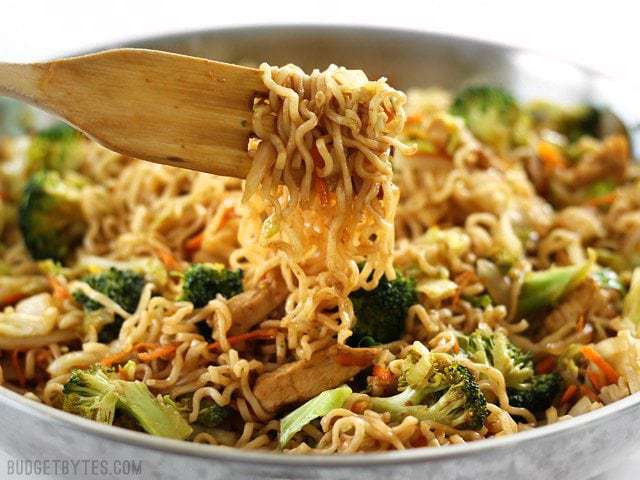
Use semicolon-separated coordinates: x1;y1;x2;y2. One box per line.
0;49;267;178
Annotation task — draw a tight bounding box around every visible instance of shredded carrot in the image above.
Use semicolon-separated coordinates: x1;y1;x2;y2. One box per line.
406;114;422;125
538;141;567;172
580;345;620;385
11;350;25;387
153;246;180;270
48;275;70;300
587;370;605;392
535;356;556;374
575;314;585;333
452;337;460;354
371;364;396;385
585;192;617;208
560;384;578;404
208;328;279;352
100;350;132;367
579;384;599;402
184;232;204;254
137;343;179;362
1;292;25;306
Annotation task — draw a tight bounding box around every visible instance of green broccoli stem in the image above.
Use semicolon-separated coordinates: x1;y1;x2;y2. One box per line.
116;381;192;439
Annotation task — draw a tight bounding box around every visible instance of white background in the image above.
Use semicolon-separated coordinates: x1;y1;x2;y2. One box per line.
1;0;639;478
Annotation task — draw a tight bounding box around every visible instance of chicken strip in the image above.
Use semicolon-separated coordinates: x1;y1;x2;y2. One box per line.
227;272;288;335
254;345;380;413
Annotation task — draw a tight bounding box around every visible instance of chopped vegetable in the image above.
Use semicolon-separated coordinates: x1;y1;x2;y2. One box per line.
62;365;192;439
349;271;417;345
73;267;146;343
279;385;352;448
18;170;87;263
517;256;593;317
450;85;525;152
179;263;243;308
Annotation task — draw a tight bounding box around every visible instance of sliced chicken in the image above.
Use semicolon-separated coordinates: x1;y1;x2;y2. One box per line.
254;345;380;413
227;272;287;335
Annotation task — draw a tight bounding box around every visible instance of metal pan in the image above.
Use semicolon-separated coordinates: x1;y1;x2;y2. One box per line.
1;25;639;480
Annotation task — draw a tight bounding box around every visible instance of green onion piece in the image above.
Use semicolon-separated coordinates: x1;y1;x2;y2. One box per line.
279;385;352;448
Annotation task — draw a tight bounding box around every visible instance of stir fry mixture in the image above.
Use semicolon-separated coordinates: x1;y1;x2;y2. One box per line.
0;70;639;453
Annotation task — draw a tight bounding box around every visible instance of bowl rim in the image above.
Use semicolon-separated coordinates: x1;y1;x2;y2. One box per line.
2;382;639;466
3;23;638;467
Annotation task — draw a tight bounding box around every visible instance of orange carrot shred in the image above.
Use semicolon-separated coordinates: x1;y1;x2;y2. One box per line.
48;275;70;300
538;141;567;172
587;370;605;392
535;356;556;374
11;350;26;387
184;232;204;254
208;328;279;352
560;384;578;404
137;343;179;362
372;364;396;385
580;345;620;385
579;384;599;402
585;192;617;208
100;350;132;367
153;246;180;270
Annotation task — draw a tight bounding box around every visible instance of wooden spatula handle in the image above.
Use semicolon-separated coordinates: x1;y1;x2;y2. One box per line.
0;49;267;178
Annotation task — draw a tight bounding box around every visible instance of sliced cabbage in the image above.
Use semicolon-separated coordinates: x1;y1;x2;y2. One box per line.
595;330;640;394
0;293;55;337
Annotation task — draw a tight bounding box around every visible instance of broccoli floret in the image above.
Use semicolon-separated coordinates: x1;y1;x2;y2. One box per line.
370;345;488;430
527;101;601;142
18;170;87;263
179;263;243;308
27;123;83;173
175;396;231;428
62;365;192;439
507;373;563;414
348;272;418;345
73;267;145;343
196;401;230;427
458;329;534;388
450;85;526;152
